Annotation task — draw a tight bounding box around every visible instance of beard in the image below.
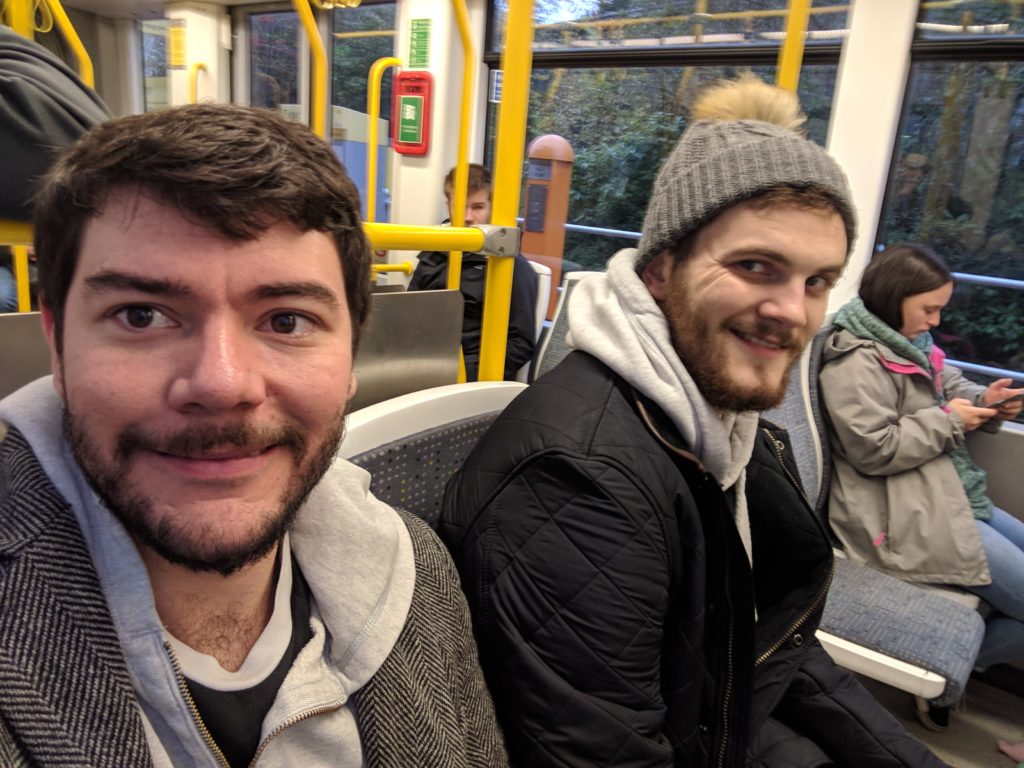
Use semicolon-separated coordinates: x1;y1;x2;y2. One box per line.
662;281;800;413
64;407;345;576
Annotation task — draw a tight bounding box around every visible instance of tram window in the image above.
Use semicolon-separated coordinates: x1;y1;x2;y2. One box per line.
489;1;848;53
250;11;301;116
877;61;1024;382
141;20;169;112
511;63;837;273
331;2;396;119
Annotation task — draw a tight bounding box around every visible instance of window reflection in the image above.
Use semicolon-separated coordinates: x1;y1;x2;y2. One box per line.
877;61;1024;379
250;12;300;115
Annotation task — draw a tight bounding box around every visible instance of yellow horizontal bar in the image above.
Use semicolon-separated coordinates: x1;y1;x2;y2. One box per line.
333;29;396;40
363;222;485;253
371;262;413;275
0;220;33;246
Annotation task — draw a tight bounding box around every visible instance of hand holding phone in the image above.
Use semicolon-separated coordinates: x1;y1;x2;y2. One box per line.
987;391;1024;409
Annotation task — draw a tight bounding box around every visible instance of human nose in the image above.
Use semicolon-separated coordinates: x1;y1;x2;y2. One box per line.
168;319;266;412
759;282;808;328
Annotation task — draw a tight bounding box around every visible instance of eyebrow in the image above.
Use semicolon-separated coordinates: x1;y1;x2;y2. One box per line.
249;282;341;310
84;270;195;298
83;272;341;310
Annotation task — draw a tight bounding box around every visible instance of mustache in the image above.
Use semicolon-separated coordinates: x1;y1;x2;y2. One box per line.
115;421;307;461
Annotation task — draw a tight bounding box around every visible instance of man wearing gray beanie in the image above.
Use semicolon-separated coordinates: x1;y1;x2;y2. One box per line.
442;75;944;766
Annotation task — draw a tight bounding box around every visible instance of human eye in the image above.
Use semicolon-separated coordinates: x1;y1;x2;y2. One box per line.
260;311;318;337
733;259;772;278
111;305;176;330
806;275;836;293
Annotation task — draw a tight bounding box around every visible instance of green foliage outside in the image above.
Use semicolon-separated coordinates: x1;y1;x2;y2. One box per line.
332;4;396;117
877;60;1024;375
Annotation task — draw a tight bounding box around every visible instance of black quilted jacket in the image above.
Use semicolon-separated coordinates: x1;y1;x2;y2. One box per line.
440;352;944;768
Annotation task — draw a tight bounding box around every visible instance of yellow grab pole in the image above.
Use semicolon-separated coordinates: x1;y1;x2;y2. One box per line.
292;0;327;138
477;0;534;381
45;0;95;87
366;57;401;223
12;246;31;312
363;222;485;253
189;62;207;104
445;0;476;297
6;0;33;37
776;0;811;93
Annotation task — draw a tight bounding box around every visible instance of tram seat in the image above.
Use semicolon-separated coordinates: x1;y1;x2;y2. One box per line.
531;270;601;381
517;261;552;382
0;311;49;401
764;325;984;707
341;381;527;529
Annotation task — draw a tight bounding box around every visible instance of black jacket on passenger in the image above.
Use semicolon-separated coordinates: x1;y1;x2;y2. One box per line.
440;351;944;767
408;248;537;381
0;27;111;221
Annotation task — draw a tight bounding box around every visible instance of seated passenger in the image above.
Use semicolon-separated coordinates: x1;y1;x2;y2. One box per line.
0;103;506;765
441;74;943;766
407;163;538;381
1;25;111;221
820;243;1024;679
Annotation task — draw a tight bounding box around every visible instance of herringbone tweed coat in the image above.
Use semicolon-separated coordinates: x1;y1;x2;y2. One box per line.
0;426;507;767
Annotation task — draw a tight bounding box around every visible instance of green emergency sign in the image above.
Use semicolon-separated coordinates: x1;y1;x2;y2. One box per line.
397;95;424;144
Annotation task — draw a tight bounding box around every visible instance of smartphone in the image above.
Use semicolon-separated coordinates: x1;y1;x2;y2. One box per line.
987;392;1024;409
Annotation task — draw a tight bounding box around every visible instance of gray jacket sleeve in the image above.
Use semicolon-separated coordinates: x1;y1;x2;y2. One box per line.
821;345;963;476
0;27;111;220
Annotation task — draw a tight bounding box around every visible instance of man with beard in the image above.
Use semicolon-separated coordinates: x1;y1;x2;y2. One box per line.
440;75;945;766
0;103;505;767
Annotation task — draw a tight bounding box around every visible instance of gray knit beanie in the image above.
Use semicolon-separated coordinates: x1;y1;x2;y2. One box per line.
635;76;856;271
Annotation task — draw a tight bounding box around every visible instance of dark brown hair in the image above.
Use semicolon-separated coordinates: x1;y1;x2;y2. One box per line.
443;162;491;200
859;243;952;330
34;103;371;353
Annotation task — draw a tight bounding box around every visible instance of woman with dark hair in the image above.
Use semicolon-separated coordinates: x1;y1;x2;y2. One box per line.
820;243;1024;728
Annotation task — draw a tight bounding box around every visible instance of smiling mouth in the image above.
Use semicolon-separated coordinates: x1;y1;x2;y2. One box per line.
733;329;789;351
156;445;276;461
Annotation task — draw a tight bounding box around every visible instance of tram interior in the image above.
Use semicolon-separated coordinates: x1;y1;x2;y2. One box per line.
2;0;1024;764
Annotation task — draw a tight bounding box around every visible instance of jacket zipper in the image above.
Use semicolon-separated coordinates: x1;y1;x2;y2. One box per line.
753;429;834;668
716;541;735;768
247;701;344;766
164;641;230;768
165;640;344;767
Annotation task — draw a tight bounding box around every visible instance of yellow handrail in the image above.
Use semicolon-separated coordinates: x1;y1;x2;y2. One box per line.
370;262;413;275
366;56;401;223
445;0;476;298
477;0;534;381
363;222;485;253
44;0;94;87
5;0;33;37
776;0;812;93
189;62;207;104
292;0;327;139
12;246;32;312
0;220;33;247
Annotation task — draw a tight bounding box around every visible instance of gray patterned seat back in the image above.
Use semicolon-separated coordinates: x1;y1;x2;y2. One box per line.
349;413;500;529
765;322;983;707
532;271;601;381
